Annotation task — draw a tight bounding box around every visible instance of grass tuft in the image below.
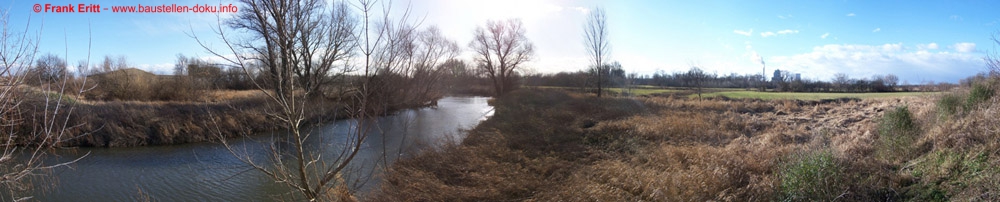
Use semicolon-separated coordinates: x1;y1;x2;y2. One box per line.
779;149;848;201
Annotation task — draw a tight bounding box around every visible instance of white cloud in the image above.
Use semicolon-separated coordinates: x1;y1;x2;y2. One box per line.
950;15;963;21
733;29;753;36
872;28;881;32
770;43;983;83
880;43;903;52
137;63;175;75
761;29;798;37
918;43;939;50
820;33;830;39
745;41;763;66
777;14;793;19
777;29;799;34
846;13;856;17
953;42;977;53
572;7;589;13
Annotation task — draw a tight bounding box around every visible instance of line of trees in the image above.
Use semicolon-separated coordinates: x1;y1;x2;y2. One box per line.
528;68;948;93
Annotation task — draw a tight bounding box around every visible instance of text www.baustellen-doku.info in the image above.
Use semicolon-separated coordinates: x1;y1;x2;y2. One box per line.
33;3;238;13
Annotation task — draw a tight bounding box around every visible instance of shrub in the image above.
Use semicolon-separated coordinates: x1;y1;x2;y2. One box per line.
965;84;994;110
877;106;920;163
937;94;962;117
779;150;848;201
151;77;204;101
939;83;995;117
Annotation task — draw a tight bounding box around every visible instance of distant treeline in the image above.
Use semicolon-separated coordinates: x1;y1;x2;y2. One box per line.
524;67;972;93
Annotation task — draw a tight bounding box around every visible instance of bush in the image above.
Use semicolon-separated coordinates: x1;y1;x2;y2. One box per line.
939;83;995;117
937;94;962;117
877;106;920;163
779;150;848;201
151;77;204;101
966;84;994;110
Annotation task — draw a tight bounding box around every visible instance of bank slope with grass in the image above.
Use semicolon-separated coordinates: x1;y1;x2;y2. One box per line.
14;86;355;147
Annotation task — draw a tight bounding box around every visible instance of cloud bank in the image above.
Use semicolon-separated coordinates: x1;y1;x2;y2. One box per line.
769;43;983;83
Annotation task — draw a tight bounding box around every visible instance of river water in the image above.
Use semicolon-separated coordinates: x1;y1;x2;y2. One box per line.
25;96;493;201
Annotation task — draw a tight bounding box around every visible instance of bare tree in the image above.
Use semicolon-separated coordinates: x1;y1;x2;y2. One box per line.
884;74;899;91
194;0;408;200
470;19;534;96
584;7;611;97
987;31;1000;78
174;54;189;76
223;0;355;97
685;66;707;99
407;26;459;103
28;53;68;84
833;73;850;92
98;55;113;73
0;9;87;201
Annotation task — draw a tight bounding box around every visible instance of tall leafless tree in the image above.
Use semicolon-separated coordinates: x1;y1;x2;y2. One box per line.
470;19;534;96
195;0;417;200
405;26;460;104
222;0;355;97
584;7;611;97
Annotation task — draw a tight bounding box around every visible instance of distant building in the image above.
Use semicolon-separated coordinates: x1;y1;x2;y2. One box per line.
795;73;801;81
772;69;783;82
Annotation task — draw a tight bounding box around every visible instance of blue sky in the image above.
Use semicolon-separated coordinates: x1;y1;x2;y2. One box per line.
8;0;1000;83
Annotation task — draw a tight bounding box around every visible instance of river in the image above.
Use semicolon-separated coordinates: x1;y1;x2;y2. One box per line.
24;96;493;201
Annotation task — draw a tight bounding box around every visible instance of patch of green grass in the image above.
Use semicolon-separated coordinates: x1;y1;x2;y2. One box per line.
779;150;848;201
906;150;993;201
696;91;935;100
45;91;78;105
533;86;682;96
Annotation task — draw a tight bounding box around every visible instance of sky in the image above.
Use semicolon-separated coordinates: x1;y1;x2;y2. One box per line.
8;0;1000;83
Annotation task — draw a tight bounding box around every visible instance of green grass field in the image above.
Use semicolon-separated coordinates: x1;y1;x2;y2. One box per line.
531;85;938;100
692;90;938;100
534;86;682;96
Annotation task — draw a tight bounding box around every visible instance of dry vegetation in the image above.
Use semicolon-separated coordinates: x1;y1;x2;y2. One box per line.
372;79;1000;201
12;82;352;147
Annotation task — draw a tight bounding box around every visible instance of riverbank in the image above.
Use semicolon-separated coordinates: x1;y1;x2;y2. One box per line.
371;85;1000;201
20;96;495;201
14;87;446;147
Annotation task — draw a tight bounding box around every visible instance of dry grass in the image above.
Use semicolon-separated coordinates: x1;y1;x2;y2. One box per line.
12;86;351;147
370;87;943;201
199;89;268;102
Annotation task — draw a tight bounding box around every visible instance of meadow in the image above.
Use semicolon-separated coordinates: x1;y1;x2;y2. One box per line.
372;81;1000;201
538;85;936;100
696;90;937;100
